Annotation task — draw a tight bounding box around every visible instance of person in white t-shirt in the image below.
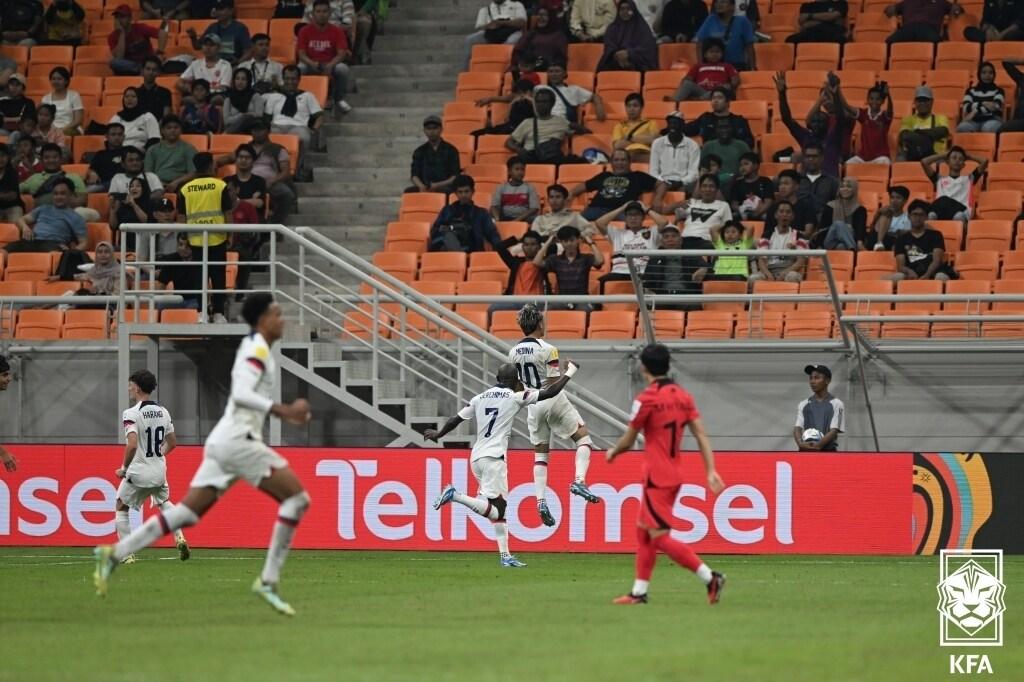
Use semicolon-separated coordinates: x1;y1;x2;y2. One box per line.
263;65;323;181
177;35;234;100
41;67;84;135
593;199;665;291
540;62;606;125
671;173;732;243
750;199;808;283
463;0;528;70
238;33;285;93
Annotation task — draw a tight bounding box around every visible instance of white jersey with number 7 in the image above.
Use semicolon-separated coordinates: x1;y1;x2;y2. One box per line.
457;387;540;461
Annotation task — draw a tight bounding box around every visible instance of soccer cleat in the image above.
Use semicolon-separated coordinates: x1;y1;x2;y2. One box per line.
176;537;191;562
537;500;556;527
569;481;601;503
120;554;136;565
707;571;726;605
251;578;296;617
500;555;527;568
93;545;116;596
433;483;456;510
612;593;649;605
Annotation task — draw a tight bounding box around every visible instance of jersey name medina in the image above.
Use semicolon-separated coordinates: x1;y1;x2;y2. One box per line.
509;337;561;390
457;386;539;461
207;332;276;444
122;400;175;486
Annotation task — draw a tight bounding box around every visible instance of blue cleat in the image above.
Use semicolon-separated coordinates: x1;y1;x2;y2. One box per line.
570;480;601;503
537;500;556;527
500;554;527;568
433;483;456;510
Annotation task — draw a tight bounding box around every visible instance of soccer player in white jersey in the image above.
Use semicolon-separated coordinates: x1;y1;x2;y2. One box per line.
424;360;579;567
114;369;190;564
94;293;313;616
510;303;600;527
0;356;18;473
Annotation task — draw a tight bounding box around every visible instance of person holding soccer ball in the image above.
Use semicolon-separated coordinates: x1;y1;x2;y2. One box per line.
794;364;845;451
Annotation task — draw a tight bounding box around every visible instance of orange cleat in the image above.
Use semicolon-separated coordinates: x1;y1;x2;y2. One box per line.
612;593;648;605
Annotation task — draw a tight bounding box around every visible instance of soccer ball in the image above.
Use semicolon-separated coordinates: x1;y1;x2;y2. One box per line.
801;428;823;444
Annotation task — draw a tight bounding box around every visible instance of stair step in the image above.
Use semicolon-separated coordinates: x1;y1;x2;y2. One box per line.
296;181;412;197
350;63;462;79
347;92;453;107
341;360;373;381
375;380;407;400
371;49;463;65
353;77;456;93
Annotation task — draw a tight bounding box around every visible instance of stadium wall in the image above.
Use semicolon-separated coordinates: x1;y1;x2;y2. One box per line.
0;447;1020;554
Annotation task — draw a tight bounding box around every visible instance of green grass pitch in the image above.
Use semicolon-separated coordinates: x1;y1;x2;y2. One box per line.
1;548;1021;681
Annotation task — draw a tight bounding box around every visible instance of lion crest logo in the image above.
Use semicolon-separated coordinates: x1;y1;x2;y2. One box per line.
937;550;1006;646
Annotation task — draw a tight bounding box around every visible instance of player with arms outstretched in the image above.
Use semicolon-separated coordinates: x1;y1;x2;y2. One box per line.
94;293;313;616
606;344;727;605
0;356;17;473
114;370;190;564
425;360;579;567
510;303;599;527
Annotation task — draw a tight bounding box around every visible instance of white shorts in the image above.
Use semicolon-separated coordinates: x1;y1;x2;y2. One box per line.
527;393;585;444
117;478;170;510
471;456;508;500
190;438;289;491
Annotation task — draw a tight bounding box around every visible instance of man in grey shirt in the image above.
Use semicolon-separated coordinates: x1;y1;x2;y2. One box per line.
794;364;845;452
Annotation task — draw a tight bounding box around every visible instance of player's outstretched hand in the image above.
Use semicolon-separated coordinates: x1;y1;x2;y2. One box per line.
1;451;16;472
423;429;439;443
280;399;312;425
565;360;579;377
114;467;126;479
707;470;725;494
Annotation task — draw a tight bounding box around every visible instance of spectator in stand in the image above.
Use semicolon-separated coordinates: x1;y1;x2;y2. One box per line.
659;0;708;42
138;58;174;121
248;118;296;222
41;0;85;46
696;0;756;71
922;147;988;220
531;183;593;243
351;0;383;65
491;157;540;223
83;123;127;192
775;71;849;176
149;199;180;258
682;88;755;148
796;142;840;223
511;8;567;70
275;0;306;18
570;0;617;42
964;0;1024;42
570;148;663;220
474;79;536;135
225;143;268;218
1;0;44;48
787;0;848;44
505;89;573;164
612;93;659;163
7;179;87;252
110;175;156;248
19;143;98;220
264;65;323;182
597;0;658;72
886;0;962;43
642;224;702;305
13;135;42;181
186;0;252;65
110;145;164;203
848;83;894;164
34;105;67;157
669;38;739;102
142;0;190;20
749;200;808;283
898;86;951;160
592;200;665;290
8;113;42;151
110;88;161;152
494;229;545;298
649;111;700;193
539;62;607;126
298;0;354;115
41;67;83;136
957;62;1005;133
669;173;733;244
893;199;957;280
0;144;25;222
463;0;528;70
303;0;354;28
700;118;751;186
155;233;203;310
708;220;755;282
428;174;504;253
817;176;867;249
0;74;35;137
144;115;197;192
181;79;223;134
534;225;603;305
764;169;817;239
728;152;774;220
177;35;234;99
407;115;460;194
109;6;169;76
871;184;910;249
238;34;285;94
223;68;265;134
1000;58;1024;132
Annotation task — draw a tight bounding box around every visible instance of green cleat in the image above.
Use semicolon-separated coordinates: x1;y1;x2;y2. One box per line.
93;545;116;597
251;578;296;617
176;535;191;561
569;480;601;504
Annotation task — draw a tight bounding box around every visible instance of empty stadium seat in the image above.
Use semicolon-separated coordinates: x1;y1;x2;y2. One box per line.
807;250;853;281
935;41;982;71
896;279;943;311
889;42;934;71
36;280;82;296
15;309;63;339
62;309;110;339
384;222;431;254
601;280;639;311
734;311;784;338
986;162;1024;192
943;279;991;310
1000;251;1024;279
419;252;467;282
842;42;887;72
568;43;604;73
587;311;637;339
545;310;587;339
798;280;845;310
455;72;502;101
372;252;419;280
783;310;834;338
853;251;897;280
845;280;894;313
399;193;446;222
975;191;1022;221
684;311;734;339
966;220;1013;251
794;43;840;71
755;43;795;71
475;135;514;164
469;44;514;72
954;250;1000;280
658;43;697;70
455;280;502;312
991;279;1024;310
596;72;641;104
0;223;19;249
466;251;508;284
751;280;799;311
160;309;201;324
5;253;52;281
929;220;965;255
489;310;522;339
652;309;685;339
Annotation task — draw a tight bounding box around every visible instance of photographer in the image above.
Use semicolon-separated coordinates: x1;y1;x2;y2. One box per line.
110;174;156;250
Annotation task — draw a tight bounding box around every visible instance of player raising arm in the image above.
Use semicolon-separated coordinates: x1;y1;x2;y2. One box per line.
114;370;190;564
0;356;17;472
606;344;726;605
94;293;313;616
425;360;579;567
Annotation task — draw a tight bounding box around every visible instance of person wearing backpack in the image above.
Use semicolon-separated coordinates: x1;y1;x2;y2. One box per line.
429;174;504;253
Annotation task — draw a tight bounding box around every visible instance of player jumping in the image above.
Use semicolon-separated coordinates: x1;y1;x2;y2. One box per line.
114;370;190;564
606;344;727;605
0;356;17;472
424;360;579;567
94;293;313;616
510;303;599;528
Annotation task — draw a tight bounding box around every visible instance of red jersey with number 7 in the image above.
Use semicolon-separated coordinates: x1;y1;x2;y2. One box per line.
628;378;701;487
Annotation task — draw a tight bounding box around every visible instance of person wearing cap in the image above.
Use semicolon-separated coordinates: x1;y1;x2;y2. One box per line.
0;1;44;48
151;197;182;258
592;199;665;291
885;0;962;44
898;86;951;160
641;223;705;307
407;115;460;194
611;93;658;164
178;152;232;321
0;74;36;137
109;5;170;76
0;356;17;473
177;33;234;97
187;0;252;65
649;111;701;194
297;0;354;115
794;365;845;452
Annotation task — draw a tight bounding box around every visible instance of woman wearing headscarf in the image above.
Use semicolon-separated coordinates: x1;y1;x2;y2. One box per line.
597;0;658;72
223;68;266;134
819;176;867;250
510;7;568;71
74;241;132;296
109;88;161;152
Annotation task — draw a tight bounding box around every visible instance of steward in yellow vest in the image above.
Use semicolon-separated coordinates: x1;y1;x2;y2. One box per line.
179;152;231;249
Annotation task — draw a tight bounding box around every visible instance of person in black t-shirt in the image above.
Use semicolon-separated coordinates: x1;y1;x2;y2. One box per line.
570;148;662;220
894;199;957;281
728;151;774;220
136;57;173;121
786;0;848;44
682;88;756;148
155;233;204;309
224;143;267;218
0;143;25;221
0;74;36;134
763;169;817;239
84;122;127;191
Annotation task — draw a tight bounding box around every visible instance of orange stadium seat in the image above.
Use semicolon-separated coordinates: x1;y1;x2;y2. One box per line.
343;303;390;341
783;310;834;338
466;251;508;284
808;250;853;281
852;13;897;42
15;309;63;339
399;193;446;222
455;280;503;312
495;221;528;243
879;307;931;338
587;310;637;339
490;310;522;339
759;12;799;39
469;44;514;72
794;43;840;71
61;309;110;339
929;220;965;254
734;311;784;338
545;310;587;339
854;251;898;280
735;70;777;103
5;253;53;281
751;280;799;311
731;100;769;137
160;309;201;324
36;280;82;296
943;279;992;310
844;163;890;195
0;223;19;248
785;70;828;100
596;72;641;104
991;279;1024;310
701;280;746;312
642;70;681;103
455;72;502;102
935;42;982;72
1000;251;1024;279
987;162;1024;192
384;222;431;254
658;43;697;70
966;220;1013;251
0;281;34;297
754;43;795;72
797;280;845;310
952;131;997;160
996;132;1024;161
372;252;419;280
464;163;506;183
925;69;971;100
419;252;467;282
475;135;514;164
845;280;894;312
896;279;943;311
888;42;934;71
651;309;685;338
842;42;886;72
684;310;734;338
568;43;604;73
955;250;1000;280
86;223;112;250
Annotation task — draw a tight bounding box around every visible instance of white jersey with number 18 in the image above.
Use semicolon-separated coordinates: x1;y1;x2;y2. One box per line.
122;400;175;488
457;386;539;461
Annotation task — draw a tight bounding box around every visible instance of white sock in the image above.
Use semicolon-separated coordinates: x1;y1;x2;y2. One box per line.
494;521;510;556
261;492;310;586
158;501;187;544
533;452;549;501
574;441;592;483
115;510;131;542
114;504;198;561
453;492;499;520
632;579;650;596
696;563;713;585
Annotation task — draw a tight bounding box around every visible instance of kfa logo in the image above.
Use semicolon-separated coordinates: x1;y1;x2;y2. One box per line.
937;549;1006;647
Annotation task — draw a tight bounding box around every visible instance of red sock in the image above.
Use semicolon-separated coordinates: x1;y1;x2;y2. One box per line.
652;533;702;573
635;525;656;581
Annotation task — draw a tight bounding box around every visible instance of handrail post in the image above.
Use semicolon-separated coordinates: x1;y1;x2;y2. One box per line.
820;253;851;350
269;226;278;293
201;230;209;323
298;236;305;326
627;255;655;343
371;288;380;381
851;329;881;452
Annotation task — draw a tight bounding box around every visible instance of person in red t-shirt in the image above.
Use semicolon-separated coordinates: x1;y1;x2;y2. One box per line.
297;0;353;114
606;343;726;605
668;38;739;103
108;5;169;76
848;82;894;164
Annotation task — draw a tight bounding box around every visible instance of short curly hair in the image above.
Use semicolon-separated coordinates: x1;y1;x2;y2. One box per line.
517;303;544;335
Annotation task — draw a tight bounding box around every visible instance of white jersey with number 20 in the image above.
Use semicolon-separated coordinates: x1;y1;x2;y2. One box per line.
457;386;539;461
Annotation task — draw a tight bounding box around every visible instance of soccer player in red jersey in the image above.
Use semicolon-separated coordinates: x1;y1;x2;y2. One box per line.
606;343;726;605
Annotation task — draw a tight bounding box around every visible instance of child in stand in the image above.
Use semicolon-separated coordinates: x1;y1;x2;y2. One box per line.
36;104;68;158
921;146;988;221
708;219;754;282
668;38;739;102
181;79;222;135
511;53;543;87
848;82;893;164
13;135;42;182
